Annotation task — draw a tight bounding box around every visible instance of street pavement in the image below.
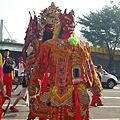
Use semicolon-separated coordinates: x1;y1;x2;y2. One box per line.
2;85;30;120
2;84;120;120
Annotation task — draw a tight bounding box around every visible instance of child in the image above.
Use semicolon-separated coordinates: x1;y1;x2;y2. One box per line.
12;56;26;91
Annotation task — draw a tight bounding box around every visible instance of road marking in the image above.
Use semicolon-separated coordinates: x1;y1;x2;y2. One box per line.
103;97;120;99
103;90;120;92
113;86;120;89
95;106;120;108
3;104;27;107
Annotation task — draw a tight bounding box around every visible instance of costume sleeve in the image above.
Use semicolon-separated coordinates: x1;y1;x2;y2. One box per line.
31;43;51;80
84;43;102;94
37;44;50;79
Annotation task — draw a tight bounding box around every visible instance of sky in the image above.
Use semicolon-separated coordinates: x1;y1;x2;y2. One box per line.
0;0;119;43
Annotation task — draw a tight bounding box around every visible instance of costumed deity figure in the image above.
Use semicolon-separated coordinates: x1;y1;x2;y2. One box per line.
30;6;103;120
22;2;61;120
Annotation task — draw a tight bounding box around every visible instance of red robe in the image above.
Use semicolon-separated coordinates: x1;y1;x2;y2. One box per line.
29;38;102;120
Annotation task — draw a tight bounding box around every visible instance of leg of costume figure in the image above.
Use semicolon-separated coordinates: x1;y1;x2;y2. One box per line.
96;94;103;105
50;105;89;120
27;112;35;120
6;73;12;97
91;93;97;106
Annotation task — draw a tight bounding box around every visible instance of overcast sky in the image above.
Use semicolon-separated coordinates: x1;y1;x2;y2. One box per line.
0;0;119;43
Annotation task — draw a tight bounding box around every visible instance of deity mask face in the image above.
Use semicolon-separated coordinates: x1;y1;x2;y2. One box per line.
59;9;75;36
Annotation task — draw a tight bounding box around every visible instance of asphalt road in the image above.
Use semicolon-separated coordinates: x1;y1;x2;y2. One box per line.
2;84;120;120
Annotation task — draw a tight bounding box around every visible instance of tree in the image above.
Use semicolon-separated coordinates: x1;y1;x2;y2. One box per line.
77;4;120;71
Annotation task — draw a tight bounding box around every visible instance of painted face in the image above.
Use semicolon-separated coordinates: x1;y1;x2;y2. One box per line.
59;9;75;35
26;43;34;56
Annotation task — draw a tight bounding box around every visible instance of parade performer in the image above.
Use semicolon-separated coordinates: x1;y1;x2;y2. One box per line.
0;53;4;119
90;64;103;107
12;56;26;91
28;3;103;120
22;3;61;120
3;49;15;97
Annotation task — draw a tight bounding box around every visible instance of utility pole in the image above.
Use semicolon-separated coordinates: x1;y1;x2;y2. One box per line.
0;19;3;42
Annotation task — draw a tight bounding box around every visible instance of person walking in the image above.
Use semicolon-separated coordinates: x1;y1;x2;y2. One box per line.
3;49;15;97
90;64;103;107
12;56;26;91
10;71;29;112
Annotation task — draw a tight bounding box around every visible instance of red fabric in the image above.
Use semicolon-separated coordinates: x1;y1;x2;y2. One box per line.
91;93;97;105
39;118;47;120
61;34;70;39
0;97;2;120
22;62;26;68
74;85;82;120
3;73;12;96
41;72;48;94
91;93;102;105
28;112;35;119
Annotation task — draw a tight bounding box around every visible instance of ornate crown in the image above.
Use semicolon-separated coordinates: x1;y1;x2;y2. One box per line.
37;2;61;37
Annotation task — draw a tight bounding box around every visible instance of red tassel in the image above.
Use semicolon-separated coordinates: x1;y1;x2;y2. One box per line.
41;72;48;94
74;85;82;120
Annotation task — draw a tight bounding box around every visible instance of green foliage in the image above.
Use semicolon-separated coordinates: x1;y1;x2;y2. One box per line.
77;4;120;69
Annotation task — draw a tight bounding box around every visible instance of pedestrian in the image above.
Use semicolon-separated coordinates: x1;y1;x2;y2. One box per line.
12;56;26;91
3;49;15;97
10;73;29;112
0;53;5;119
27;6;103;120
90;64;103;107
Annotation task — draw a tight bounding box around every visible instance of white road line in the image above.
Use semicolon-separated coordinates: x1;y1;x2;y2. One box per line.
3;104;27;107
103;97;120;99
113;87;120;89
96;106;120;108
103;91;120;92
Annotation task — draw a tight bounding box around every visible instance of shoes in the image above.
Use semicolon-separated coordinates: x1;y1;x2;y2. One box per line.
10;106;19;112
90;104;97;107
97;104;104;106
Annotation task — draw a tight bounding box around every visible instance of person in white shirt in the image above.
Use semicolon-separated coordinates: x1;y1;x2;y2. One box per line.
12;57;26;91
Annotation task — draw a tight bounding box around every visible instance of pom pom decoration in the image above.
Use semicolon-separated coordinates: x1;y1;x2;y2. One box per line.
68;32;79;46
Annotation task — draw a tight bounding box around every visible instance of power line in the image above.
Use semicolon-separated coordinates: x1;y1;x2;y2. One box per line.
3;24;12;40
